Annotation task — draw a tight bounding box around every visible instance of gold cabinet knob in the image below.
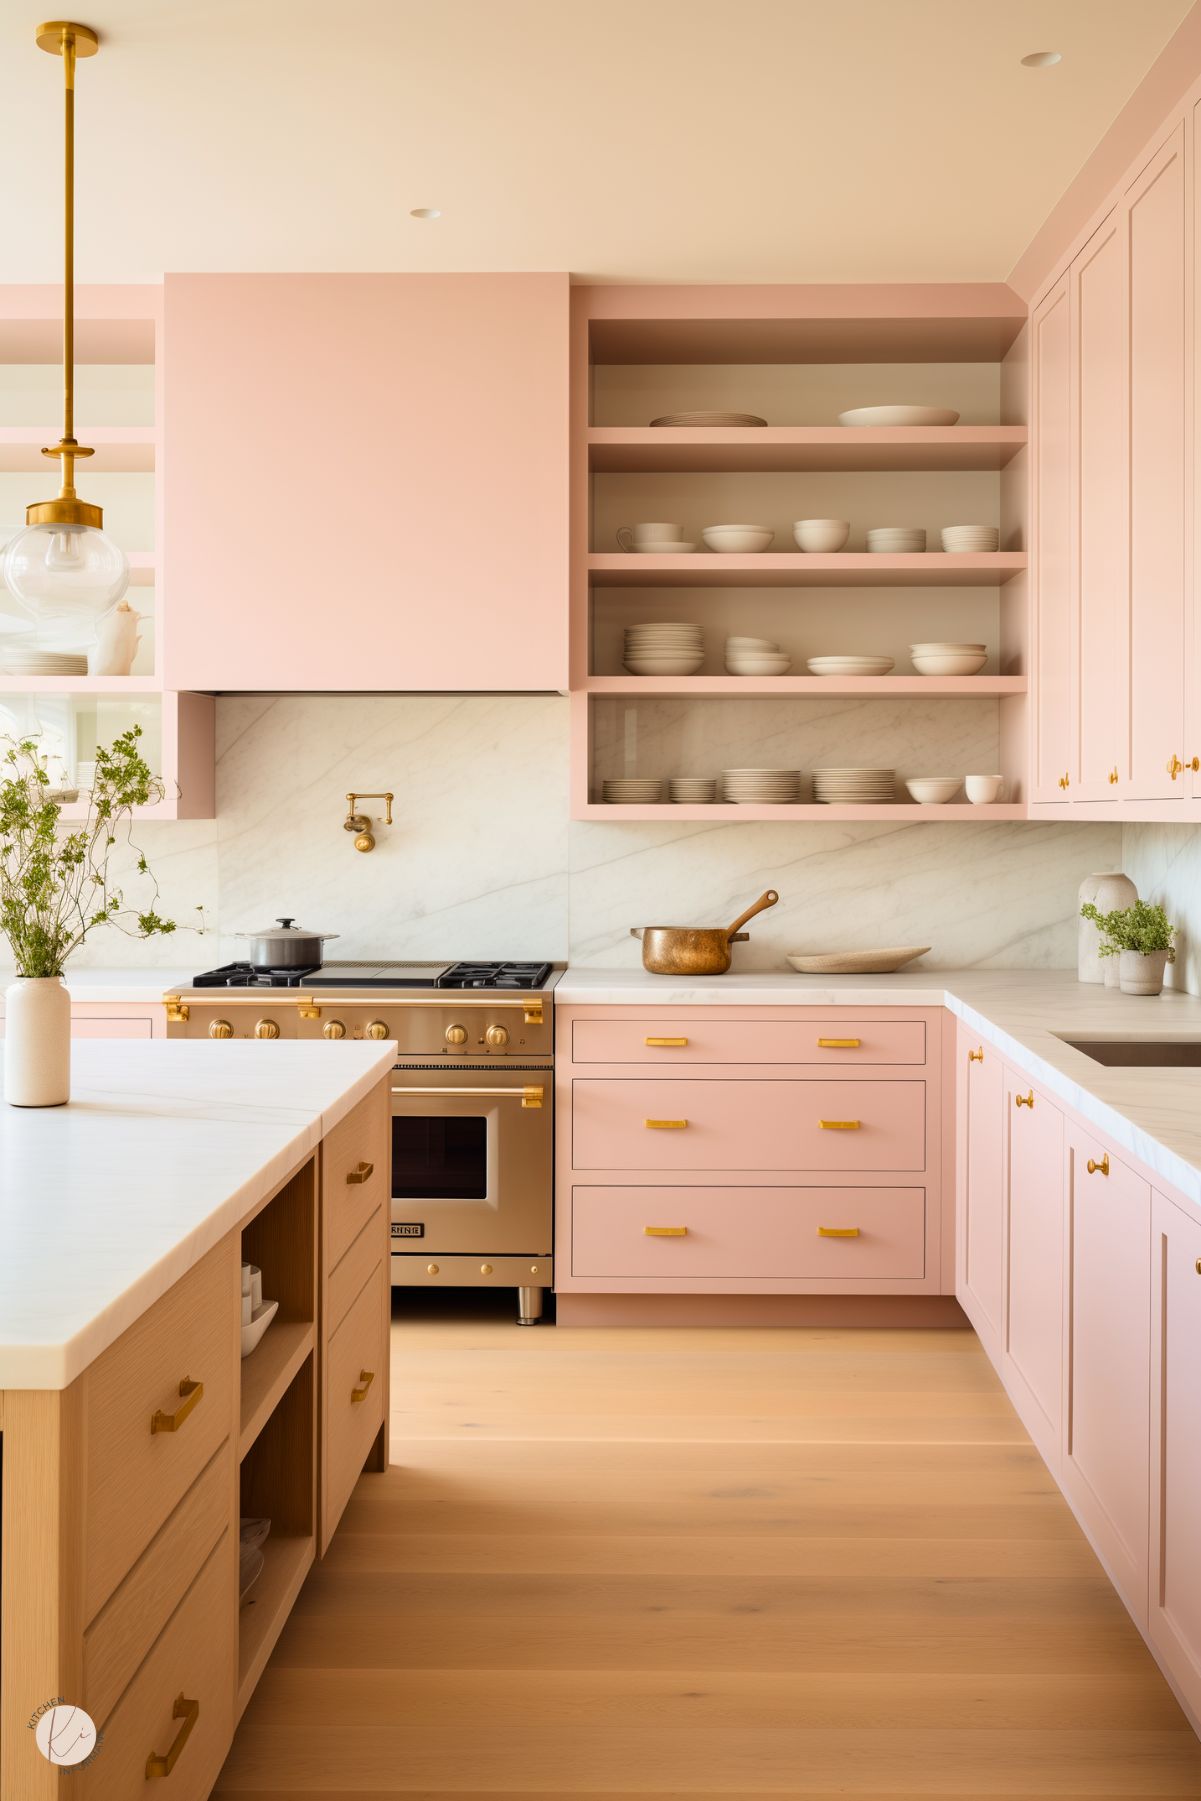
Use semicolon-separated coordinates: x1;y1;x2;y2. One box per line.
1168;754;1185;779
254;1018;280;1040
1108;767;1119;785
1086;1153;1110;1176
366;1020;389;1040
530;1264;541;1275
1015;1089;1034;1108
427;1263;439;1276
208;1019;233;1040
1195;1258;1201;1276
480;1262;493;1274
485;1023;510;1049
967;1047;984;1062
323;1019;346;1040
445;1023;468;1046
1058;772;1071;789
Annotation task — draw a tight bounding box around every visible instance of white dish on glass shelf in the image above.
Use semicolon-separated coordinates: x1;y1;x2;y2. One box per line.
838;405;960;427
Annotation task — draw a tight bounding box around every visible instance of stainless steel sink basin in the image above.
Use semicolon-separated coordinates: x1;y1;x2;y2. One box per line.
1060;1037;1201;1067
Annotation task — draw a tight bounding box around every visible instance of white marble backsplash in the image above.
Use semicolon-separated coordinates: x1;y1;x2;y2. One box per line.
1123;824;1201;996
10;695;1122;975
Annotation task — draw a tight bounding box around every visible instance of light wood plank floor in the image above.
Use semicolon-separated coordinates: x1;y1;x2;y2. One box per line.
215;1298;1201;1797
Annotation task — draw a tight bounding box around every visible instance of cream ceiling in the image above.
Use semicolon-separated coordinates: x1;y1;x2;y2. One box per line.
0;0;1190;284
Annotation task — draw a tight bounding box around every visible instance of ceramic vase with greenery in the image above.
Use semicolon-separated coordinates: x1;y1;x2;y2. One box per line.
1079;898;1177;997
1;728;183;1106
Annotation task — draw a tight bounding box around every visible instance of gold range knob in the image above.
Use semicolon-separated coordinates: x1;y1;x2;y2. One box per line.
445;1024;469;1046
366;1020;389;1041
322;1020;346;1040
208;1019;233;1040
254;1019;280;1040
485;1023;510;1048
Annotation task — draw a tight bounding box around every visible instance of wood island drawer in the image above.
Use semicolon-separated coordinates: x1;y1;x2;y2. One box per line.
571;1079;926;1172
80;1526;234;1800
323;1260;387;1551
84;1239;238;1622
323;1087;389;1272
572;1185;927;1280
571;1017;926;1066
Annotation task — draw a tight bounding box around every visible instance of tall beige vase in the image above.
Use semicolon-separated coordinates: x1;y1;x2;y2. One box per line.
1091;874;1139;989
4;977;70;1106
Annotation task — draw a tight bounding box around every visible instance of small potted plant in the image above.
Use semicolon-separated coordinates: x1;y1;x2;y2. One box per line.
1079;898;1177;996
1;727;193;1106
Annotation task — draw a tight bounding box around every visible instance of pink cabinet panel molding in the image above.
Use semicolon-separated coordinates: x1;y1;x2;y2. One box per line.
1002;1074;1065;1467
954;1027;1005;1360
1149;1189;1201;1725
162;273;569;692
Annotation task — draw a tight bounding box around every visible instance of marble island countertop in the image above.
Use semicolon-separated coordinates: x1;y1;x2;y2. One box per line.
0;1039;396;1390
556;966;1201;1209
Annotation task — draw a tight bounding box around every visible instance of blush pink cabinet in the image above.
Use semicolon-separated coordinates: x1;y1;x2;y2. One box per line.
161;274;569;693
1001;1073;1065;1469
954;1028;1005;1360
0;1000;164;1038
1061;1126;1151;1619
1148;1188;1201;1724
1030;273;1073;803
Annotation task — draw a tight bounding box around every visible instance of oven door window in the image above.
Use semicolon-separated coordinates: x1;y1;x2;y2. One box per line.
392;1114;487;1201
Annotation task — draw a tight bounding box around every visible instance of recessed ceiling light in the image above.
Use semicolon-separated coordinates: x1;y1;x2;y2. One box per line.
410;207;442;220
1021;50;1062;67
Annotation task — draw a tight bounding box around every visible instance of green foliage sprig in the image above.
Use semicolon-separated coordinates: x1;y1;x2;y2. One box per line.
1080;898;1176;961
0;727;197;978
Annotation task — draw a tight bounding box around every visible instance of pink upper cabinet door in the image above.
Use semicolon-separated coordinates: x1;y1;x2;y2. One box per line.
1126;126;1187;801
955;1029;1005;1362
162;274;569;692
1030;273;1073;803
1002;1075;1065;1470
1070;210;1129;801
1148;1189;1201;1724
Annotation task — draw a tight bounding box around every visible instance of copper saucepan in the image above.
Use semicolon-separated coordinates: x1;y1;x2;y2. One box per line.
631;890;780;976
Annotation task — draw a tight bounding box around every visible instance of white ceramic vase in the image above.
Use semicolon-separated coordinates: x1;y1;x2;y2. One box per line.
1078;872;1125;983
4;976;70;1106
1091;873;1139;989
1118;949;1168;996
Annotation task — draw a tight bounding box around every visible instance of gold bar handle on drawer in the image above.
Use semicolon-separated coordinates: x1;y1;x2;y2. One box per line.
351;1368;376;1403
817;1225;860;1238
645;1118;688;1129
346;1160;374;1184
817;1037;860;1049
150;1377;203;1435
819;1119;860;1130
1086;1153;1110;1177
645;1036;689;1047
145;1693;199;1778
1015;1090;1034;1109
644;1225;688;1236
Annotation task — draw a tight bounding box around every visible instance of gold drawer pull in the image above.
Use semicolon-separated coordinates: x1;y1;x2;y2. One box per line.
645;1036;689;1047
644;1225;688;1237
351;1368;376;1403
817;1225;860;1238
1086;1153;1110;1177
645;1118;688;1129
146;1693;199;1778
346;1160;374;1184
817;1037;860;1049
967;1047;984;1063
819;1119;860;1130
1015;1090;1034;1109
150;1377;203;1435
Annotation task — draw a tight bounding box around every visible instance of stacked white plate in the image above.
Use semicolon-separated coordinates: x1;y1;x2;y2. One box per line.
941;524;999;553
813;768;896;803
909;641;988;675
669;776;717;803
624;622;704;675
650;410;768;427
866;526;926;553
807;655;895;677
725;634;791;675
721;767;801;803
602;777;666;803
838;405;960;427
0;647;89;675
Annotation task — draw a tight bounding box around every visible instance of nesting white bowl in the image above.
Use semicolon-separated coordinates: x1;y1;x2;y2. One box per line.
965;774;1004;804
793;518;850;553
702;524;775;553
905;777;962;804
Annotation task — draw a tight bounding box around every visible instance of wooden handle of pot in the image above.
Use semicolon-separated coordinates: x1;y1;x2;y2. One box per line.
725;890;780;938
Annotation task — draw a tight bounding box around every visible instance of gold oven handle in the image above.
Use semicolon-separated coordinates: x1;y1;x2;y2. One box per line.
391;1084;544;1109
167;995;545;1026
150;1377;203;1435
146;1693;199;1779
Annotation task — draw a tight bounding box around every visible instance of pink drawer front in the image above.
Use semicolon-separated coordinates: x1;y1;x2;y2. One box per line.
571;1017;926;1066
572;1185;926;1279
571;1078;926;1171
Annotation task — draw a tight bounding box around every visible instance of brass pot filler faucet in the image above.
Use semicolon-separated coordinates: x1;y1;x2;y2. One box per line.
343;791;393;853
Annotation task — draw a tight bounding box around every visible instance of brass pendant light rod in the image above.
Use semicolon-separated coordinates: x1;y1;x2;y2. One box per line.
32;20;101;530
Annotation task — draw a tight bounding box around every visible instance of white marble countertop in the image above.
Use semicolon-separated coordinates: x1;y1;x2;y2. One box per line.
0;1040;395;1390
556;966;1201;1209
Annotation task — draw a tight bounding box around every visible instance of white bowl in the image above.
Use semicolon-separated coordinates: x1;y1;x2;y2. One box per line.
910;653;988;676
726;659;792;674
905;777;962;804
965;774;1004;804
793;518;850;553
702;525;775;553
838;405;960;427
634;541;697;554
241;1298;279;1359
624;659;706;675
725;635;779;650
908;641;986;653
806;655;895;676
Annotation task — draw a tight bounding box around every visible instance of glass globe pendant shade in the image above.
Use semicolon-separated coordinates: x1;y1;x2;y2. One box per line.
2;520;129;649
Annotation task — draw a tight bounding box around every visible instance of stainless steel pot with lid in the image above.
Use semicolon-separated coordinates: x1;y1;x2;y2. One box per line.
234;917;340;971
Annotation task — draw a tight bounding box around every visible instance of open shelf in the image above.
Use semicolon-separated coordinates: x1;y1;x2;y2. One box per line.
581;802;1026;821
0;674;163;693
588;552;1027;588
240;1319;316;1460
237;1531;314;1713
584;674;1026;697
0;425;155;472
588;425;1027;473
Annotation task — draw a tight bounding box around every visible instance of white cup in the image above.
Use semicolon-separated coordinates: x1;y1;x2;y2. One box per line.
241;1292;253;1327
965;774;1003;804
617;523;682;551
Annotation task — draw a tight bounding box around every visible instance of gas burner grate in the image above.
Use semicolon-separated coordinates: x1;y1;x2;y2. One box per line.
438;961;552;990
